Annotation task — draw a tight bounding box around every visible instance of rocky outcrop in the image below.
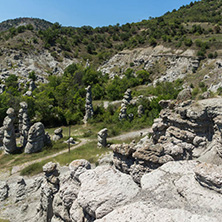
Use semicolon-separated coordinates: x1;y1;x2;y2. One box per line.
96;161;222;222
0;181;9;201
121;89;132;107
15;177;26;202
24;122;50;153
52;128;63;142
19;102;30;148
97;128;108;147
137;105;144;117
83;85;94;124
111;98;222;184
3;108;17;154
1;159;222;221
77;165;139;220
35;162;60;222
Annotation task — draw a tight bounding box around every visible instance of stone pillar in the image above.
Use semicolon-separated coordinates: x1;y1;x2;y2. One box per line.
121;89;132;107
98;128;108;147
3;108;17;154
35;162;60;222
24;122;49;154
137;105;144;117
83;85;94;124
119;105;127;120
19;102;30;148
52;128;63;142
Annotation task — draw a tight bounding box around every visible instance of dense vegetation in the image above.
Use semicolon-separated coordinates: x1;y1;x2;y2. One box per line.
0;64;182;129
1;0;222;66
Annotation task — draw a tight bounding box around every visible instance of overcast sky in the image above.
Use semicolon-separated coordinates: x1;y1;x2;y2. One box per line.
0;0;197;27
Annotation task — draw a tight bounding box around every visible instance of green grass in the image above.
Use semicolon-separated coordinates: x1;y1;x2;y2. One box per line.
20;141;109;176
0;219;10;222
0;137;77;170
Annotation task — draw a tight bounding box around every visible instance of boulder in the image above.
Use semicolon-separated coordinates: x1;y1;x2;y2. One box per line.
24;122;49;154
52;128;63;142
0;181;9;201
77;165;139;219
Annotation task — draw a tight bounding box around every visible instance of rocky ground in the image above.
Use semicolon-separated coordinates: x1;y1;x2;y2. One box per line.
1;97;222;221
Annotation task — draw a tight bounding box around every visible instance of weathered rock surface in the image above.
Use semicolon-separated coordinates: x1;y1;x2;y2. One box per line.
24;122;50;153
0;181;9;201
3;108;17;154
77;165;139;219
52;128;63;142
19;101;30;147
111;98;222;184
96;161;222;222
97;128;108;147
83;85;94;123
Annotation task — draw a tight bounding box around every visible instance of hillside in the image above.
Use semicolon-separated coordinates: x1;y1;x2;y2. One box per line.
0;0;222;80
1;0;222;127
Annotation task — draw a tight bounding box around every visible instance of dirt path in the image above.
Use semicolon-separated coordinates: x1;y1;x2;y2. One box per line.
9;127;151;175
11;138;90;174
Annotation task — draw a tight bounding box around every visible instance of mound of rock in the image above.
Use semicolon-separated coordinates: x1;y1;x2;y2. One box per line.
111;98;222;183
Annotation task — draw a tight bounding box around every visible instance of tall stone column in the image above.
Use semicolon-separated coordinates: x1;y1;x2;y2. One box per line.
3;108;17;154
19;102;30;148
83;85;94;124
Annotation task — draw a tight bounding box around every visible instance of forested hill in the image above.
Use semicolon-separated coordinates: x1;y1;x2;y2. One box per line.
0;0;222;67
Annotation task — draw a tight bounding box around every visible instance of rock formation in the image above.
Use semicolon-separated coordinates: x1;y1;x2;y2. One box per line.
137;105;144;117
83;85;94;124
15;177;26;202
121;88;132;107
0;127;4;150
52;128;63;142
3;108;17;154
119;105;127;120
1;159;222;221
97;128;108;147
112;98;222;184
19;102;30;147
24;122;50;154
0;181;9;201
29;80;36;91
35;162;60;222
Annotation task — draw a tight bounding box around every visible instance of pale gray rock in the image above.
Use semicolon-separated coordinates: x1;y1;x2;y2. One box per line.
121;88;132;107
194;162;222;193
177;88;192;101
0;126;4;150
19;101;30;147
119;105;127;120
70;200;85;222
96;161;222;222
64;137;76;145
69;159;91;182
83;85;94;123
24;122;49;153
137;105;144;117
15;177;26;202
0;181;9;201
52;128;63;142
97;128;108;147
77;165;139;219
35;162;60;222
3;108;17;154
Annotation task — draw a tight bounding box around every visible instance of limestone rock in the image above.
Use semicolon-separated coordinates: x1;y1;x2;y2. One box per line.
19;101;30;147
69;159;91;182
3;108;17;154
119;105;127;120
0;126;4;150
97;161;222;222
15;177;26;202
52;128;63;142
97;128;108;147
137;105;144;117
194;162;222;193
24;122;49;153
0;181;9;201
83;85;93;123
177;88;192;101
77;165;139;219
